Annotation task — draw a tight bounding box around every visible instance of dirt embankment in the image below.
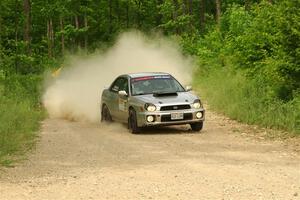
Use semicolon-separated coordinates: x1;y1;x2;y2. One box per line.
0;109;299;200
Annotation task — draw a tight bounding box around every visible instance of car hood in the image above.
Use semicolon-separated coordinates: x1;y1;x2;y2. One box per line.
133;92;197;105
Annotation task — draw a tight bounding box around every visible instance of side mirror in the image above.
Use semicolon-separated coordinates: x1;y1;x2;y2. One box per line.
118;90;128;97
185;85;192;92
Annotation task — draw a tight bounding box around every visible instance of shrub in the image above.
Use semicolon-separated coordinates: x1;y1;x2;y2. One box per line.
0;75;44;166
187;1;300;134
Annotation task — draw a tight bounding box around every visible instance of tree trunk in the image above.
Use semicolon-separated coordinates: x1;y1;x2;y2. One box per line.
136;0;141;28
116;0;120;23
126;0;129;28
0;14;2;43
50;19;54;50
173;0;179;34
173;0;179;19
47;19;54;58
0;2;2;44
74;15;79;50
109;0;112;33
245;0;251;10
75;15;79;29
199;0;205;32
47;20;51;58
23;0;31;55
156;0;163;26
60;16;65;55
182;0;188;14
15;0;19;73
216;0;221;27
188;0;193;15
84;13;88;51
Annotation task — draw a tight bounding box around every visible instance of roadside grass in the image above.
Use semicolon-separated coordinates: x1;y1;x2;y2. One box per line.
194;68;300;135
0;75;45;167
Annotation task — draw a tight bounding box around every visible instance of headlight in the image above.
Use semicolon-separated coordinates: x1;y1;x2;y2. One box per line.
193;100;202;109
145;103;156;112
147;115;155;122
196;112;203;119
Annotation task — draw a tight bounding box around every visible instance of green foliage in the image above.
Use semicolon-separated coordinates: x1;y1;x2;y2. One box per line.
187;0;300;134
221;1;300;100
194;68;300;134
0;75;44;166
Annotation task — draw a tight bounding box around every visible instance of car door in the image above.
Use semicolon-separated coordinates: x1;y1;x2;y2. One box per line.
107;77;129;122
116;77;129;123
107;77;124;120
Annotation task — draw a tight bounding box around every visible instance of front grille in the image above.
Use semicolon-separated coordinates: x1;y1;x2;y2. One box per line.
160;104;191;111
161;113;193;122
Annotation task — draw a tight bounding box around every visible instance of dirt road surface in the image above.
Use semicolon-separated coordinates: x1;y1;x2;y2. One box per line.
1;110;299;200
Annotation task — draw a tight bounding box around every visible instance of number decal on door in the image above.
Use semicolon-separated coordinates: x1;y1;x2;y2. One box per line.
118;98;127;111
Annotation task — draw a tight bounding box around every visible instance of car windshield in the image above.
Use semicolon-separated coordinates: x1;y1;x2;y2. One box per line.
131;75;185;96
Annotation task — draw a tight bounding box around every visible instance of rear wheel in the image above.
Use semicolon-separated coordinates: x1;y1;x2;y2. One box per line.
101;105;112;122
129;109;140;134
190;121;203;132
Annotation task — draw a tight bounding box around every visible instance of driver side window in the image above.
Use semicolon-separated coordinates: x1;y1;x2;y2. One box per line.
110;77;129;93
120;79;129;93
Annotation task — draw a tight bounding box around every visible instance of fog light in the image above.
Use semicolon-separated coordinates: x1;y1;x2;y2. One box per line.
147;115;155;122
196;112;203;119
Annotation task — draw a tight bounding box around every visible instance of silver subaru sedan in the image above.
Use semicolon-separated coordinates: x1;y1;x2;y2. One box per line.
101;72;205;133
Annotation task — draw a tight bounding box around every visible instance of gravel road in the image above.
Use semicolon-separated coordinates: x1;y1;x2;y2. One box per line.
0;110;299;200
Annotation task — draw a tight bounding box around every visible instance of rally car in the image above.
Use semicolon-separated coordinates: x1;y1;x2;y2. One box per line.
101;72;205;133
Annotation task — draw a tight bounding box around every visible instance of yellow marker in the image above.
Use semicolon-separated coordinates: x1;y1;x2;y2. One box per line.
52;67;62;78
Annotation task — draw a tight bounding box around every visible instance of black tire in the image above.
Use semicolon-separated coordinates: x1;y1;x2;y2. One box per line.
129;109;140;134
101;105;112;122
190;121;203;132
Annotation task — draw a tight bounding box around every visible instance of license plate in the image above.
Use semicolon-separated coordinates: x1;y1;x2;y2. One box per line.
171;112;184;120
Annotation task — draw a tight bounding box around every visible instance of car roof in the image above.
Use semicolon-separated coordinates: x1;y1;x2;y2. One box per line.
125;72;171;78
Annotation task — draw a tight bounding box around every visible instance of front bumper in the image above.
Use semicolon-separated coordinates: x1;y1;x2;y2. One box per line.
136;108;205;127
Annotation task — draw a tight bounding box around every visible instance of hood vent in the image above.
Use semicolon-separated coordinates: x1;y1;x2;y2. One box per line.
153;92;178;97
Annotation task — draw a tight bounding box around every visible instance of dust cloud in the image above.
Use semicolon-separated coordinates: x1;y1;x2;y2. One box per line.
43;31;193;123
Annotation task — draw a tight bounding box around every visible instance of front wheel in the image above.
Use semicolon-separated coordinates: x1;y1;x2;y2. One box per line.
101;105;112;122
129;109;140;134
190;122;203;132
